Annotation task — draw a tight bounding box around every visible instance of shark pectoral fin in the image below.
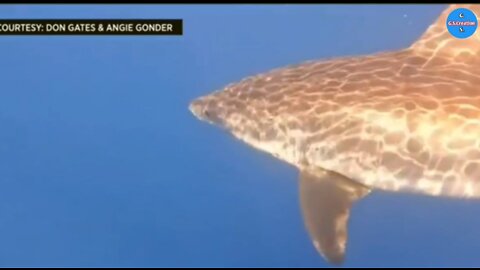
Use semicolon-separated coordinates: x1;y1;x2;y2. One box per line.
299;169;371;265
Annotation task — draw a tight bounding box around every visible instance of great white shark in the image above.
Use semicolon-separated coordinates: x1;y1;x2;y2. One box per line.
189;4;480;264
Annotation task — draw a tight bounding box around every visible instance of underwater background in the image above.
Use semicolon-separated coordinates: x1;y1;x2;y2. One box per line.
1;4;479;268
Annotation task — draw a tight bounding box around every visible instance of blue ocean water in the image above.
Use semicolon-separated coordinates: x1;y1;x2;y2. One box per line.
1;4;479;268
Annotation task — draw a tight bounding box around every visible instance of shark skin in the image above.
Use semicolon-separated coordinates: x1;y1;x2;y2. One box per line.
189;4;480;265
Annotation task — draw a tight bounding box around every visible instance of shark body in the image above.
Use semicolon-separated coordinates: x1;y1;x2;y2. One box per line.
189;4;480;264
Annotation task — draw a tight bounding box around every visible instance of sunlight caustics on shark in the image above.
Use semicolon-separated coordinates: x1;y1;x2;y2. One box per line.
189;4;480;265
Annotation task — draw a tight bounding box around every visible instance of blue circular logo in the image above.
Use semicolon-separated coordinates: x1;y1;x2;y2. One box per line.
446;8;478;39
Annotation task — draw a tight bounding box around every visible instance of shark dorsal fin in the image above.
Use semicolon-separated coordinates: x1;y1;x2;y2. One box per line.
410;4;480;58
